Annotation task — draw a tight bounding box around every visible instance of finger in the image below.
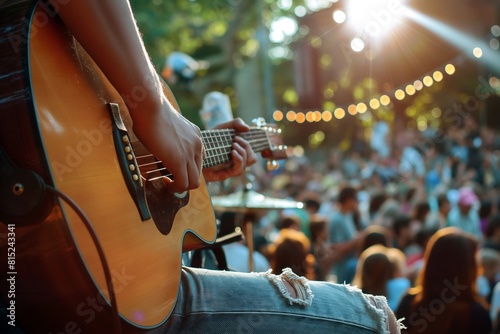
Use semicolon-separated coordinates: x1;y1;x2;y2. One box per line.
231;118;250;132
234;136;257;166
230;148;244;175
168;161;201;192
195;145;204;172
213;117;249;132
167;167;189;192
187;160;201;189
162;175;174;187
232;141;247;164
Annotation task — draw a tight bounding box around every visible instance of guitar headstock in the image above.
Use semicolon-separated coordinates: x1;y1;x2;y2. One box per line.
252;118;287;170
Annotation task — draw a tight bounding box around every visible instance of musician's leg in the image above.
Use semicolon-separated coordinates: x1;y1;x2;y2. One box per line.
164;266;400;334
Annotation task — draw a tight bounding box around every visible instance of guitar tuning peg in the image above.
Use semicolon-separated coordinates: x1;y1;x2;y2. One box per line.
252;117;266;127
267;160;279;171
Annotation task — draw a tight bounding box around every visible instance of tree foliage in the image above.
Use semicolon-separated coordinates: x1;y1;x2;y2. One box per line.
129;0;269;124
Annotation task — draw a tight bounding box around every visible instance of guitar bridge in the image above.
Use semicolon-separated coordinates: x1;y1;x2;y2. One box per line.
108;103;151;221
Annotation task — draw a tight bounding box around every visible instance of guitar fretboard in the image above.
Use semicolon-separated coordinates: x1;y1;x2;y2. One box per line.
133;127;276;180
201;128;270;168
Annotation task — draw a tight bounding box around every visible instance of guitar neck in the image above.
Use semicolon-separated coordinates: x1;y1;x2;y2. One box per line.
201;128;269;168
131;126;275;181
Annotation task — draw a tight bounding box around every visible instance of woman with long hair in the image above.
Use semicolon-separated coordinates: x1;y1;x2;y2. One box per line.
396;227;491;333
353;245;410;310
268;228;316;279
353;245;393;297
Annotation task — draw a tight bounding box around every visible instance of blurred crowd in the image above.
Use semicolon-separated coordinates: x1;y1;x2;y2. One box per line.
212;115;500;333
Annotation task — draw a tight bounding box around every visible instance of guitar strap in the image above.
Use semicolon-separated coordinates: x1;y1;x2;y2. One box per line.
191;247;228;271
190;230;243;271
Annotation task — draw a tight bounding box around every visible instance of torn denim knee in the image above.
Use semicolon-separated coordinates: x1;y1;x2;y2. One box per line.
261;268;314;306
363;291;405;334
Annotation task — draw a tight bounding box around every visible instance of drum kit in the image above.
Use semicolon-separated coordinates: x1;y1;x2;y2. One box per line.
211;183;303;272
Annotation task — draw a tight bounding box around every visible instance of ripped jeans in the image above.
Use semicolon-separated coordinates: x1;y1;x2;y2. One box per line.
162;267;399;333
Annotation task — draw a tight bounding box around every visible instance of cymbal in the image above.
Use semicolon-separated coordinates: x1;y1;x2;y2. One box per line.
211;189;303;212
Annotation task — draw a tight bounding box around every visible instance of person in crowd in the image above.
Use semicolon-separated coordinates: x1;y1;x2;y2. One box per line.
368;192;388;221
343;150;363;179
353;246;393;298
361;225;390;251
386;247;411;311
297;191;323;238
309;217;332;281
277;215;302;231
352;245;410;311
161;51;208;86
396;227;491;334
391;214;414;254
484;214;500;252
371;120;391;159
328;186;364;283
374;183;402;228
399;130;426;181
425;193;450;230
490;280;500;332
465;117;483;185
268;228;315;279
411;201;430;229
477;248;500;304
479;199;494;234
446;187;482;240
400;187;416;215
405;227;437;284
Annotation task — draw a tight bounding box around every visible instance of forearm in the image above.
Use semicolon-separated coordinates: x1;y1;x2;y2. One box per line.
49;0;165;117
48;0;206;191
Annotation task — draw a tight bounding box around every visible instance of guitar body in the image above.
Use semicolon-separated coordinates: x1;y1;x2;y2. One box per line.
0;1;216;332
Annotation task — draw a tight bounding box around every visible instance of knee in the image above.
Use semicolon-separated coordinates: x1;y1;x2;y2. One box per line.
262;268;314;306
367;296;402;334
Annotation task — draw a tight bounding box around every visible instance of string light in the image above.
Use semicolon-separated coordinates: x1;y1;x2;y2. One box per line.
445;64;455;75
369;98;381;109
286;110;296;122
414;80;424;91
275;60;458;123
334;108;345;119
433;71;443;82
314;110;322;122
423;75;434;87
380;95;391;106
273;110;284;121
322;110;333;122
405;85;416;95
306;111;315;122
357;102;367;113
348;104;357;115
473;47;483;58
395;89;405;100
296;112;306;123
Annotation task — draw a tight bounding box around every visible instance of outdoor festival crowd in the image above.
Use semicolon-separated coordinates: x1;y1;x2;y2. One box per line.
214;114;500;333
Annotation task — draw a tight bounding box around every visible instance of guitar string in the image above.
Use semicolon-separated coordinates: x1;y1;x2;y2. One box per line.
135;142;271;163
136;143;272;175
134;139;270;163
138;143;277;180
135;138;271;167
134;128;281;178
136;142;276;178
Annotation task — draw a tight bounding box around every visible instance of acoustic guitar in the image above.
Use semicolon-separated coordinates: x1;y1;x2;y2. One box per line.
0;1;285;332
